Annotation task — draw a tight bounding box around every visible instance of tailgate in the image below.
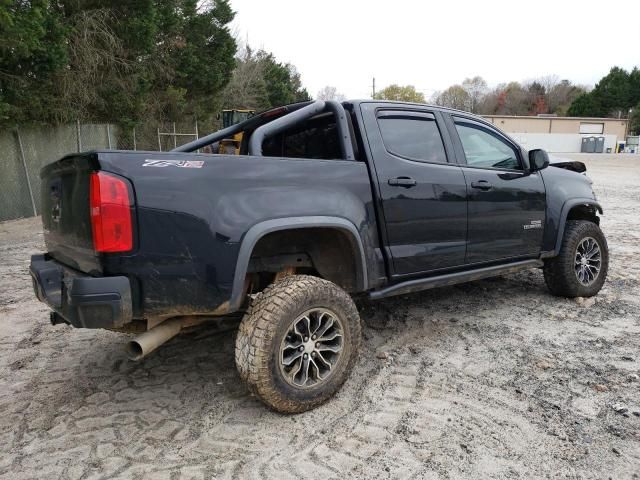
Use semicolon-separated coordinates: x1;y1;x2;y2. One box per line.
40;153;101;274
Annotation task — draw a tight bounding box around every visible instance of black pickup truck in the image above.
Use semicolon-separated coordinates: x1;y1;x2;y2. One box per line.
30;100;608;412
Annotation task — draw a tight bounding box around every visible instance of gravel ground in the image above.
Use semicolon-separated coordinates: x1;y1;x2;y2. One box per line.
0;154;639;479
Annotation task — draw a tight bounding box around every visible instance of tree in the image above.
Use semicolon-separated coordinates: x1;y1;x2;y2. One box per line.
55;9;136;123
167;0;237;119
477;82;530;115
433;85;470;111
501;82;530;115
594;66;632;116
259;51;310;107
222;46;270;110
461;76;487;113
630;103;640;136
433;75;587;116
630;68;640;110
546;79;587;116
55;0;172;124
567;93;601;117
317;86;345;102
532;96;547;115
374;84;425;103
0;0;68;124
0;0;239;126
526;81;547;114
220;45;310;111
567;66;640;118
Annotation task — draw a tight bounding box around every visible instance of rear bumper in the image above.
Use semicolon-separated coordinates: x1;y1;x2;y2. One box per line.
29;254;133;329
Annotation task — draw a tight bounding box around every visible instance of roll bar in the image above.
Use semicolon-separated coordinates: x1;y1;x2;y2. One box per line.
171;122;245;153
248;100;326;156
172;103;311;152
173;99;356;161
324;100;356;161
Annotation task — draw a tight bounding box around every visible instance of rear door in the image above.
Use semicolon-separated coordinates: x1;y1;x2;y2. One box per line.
446;115;546;264
360;103;467;276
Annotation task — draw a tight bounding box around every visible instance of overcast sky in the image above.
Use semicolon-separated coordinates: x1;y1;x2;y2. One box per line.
230;0;640;100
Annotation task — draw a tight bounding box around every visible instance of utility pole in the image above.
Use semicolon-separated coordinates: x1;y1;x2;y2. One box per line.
371;77;376;98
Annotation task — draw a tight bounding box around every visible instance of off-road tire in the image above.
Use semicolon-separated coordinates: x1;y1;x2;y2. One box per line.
235;275;362;413
544;220;608;297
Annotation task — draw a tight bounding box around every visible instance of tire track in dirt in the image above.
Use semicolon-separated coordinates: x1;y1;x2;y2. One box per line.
1;155;640;479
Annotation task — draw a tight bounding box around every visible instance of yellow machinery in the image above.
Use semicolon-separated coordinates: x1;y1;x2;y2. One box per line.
218;109;255;155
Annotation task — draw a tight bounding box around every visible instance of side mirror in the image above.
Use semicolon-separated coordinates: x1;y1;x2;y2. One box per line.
529;149;549;172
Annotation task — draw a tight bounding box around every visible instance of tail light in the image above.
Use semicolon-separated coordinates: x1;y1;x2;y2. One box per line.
89;172;133;253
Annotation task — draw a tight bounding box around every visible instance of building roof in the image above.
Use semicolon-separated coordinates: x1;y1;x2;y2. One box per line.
482;115;629;122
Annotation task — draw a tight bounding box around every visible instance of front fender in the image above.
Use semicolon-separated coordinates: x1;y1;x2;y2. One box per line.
540;166;601;256
551;199;603;255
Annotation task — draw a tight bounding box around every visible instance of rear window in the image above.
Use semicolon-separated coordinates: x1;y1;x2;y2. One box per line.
262;114;341;160
377;114;447;163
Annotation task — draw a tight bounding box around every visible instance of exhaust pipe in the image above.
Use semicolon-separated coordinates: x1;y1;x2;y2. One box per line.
126;317;183;361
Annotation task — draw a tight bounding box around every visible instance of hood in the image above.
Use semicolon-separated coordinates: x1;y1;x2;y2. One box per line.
548;155;586;174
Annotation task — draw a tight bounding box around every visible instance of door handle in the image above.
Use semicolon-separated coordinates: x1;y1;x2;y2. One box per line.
388;177;417;188
471;180;492;190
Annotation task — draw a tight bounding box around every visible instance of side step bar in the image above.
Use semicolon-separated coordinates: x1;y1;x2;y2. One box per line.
369;259;543;301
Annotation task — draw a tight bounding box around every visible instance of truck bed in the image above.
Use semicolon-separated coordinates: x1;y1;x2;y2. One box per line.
39;150;379;321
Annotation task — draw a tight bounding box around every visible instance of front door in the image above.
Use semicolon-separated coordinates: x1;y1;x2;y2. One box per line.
449;116;546;264
361;104;468;276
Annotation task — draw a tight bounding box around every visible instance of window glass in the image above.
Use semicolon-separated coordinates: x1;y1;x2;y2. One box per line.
283;124;340;159
378;116;447;163
262;114;343;160
455;123;521;170
262;115;342;160
579;122;604;134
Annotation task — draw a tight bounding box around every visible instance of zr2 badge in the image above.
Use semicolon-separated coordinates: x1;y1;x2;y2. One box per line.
143;159;204;169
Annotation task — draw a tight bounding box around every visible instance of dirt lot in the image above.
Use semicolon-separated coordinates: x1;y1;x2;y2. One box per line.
1;154;639;479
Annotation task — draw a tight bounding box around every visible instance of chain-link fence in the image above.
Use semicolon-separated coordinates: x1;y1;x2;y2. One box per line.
0;120;214;222
115;120;217;152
